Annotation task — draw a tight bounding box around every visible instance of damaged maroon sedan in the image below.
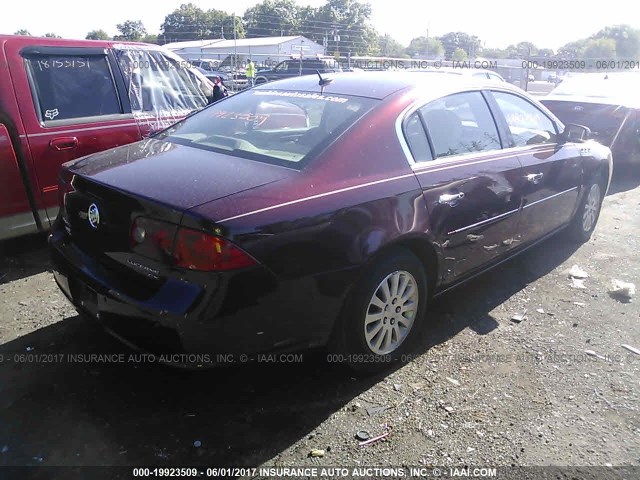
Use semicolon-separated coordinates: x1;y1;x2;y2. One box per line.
50;72;612;371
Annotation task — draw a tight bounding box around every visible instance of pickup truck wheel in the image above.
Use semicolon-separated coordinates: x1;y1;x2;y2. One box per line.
331;248;428;373
568;175;605;243
255;77;268;85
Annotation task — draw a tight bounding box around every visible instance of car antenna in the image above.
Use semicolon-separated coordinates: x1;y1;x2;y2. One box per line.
317;70;333;93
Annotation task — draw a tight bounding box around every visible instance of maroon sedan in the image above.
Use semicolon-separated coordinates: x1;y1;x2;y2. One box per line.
49;72;612;371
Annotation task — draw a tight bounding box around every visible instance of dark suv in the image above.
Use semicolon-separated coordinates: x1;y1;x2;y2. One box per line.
254;57;341;84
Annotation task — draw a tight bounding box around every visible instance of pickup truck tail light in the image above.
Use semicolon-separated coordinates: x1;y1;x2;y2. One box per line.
131;217;257;271
58;170;75;208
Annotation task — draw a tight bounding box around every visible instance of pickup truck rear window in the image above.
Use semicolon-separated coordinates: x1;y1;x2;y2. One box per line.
26;55;122;122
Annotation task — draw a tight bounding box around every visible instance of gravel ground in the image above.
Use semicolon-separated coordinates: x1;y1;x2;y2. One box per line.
0;169;639;479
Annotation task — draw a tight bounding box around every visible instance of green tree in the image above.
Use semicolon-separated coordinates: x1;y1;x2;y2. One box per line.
141;34;159;45
212;10;245;40
244;0;302;37
537;48;555;57
115;20;146;41
438;32;482;59
557;40;588;59
161;3;213;41
582;38;616;59
452;47;468;61
308;0;375;56
86;29;111;40
161;3;243;42
516;41;538;56
481;47;509;59
14;29;31;36
377;34;407;58
44;33;61;38
592;25;640;58
406;36;445;58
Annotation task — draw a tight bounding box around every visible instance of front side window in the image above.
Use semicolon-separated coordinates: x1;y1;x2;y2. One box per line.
421;91;501;159
492;91;557;147
26;55;121;122
274;62;290;73
159;89;377;168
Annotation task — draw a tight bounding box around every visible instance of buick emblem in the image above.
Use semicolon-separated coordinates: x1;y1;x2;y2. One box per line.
87;203;100;229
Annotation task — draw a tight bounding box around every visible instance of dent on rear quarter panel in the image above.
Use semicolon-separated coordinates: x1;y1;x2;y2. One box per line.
191;90;438;279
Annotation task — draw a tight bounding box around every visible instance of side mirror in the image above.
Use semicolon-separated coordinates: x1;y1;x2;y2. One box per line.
560;123;591;143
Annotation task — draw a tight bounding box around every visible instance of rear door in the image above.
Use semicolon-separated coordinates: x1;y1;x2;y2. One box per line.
488;91;582;242
8;44;141;225
402;91;525;283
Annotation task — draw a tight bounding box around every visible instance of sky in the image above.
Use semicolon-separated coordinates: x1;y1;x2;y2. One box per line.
1;0;637;49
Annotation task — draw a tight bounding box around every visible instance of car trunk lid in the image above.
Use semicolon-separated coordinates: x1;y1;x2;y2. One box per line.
61;138;291;283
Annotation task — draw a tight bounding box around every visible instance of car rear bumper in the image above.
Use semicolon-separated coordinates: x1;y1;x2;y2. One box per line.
49;228;350;360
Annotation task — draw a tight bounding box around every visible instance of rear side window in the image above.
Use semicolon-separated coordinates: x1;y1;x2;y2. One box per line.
403;112;433;162
26;55;121;122
421;91;501;159
492;92;557;147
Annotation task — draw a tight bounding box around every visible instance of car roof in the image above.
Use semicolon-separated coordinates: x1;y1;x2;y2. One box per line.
0;34;153;49
544;72;640;109
407;67;503;77
253;71;520;100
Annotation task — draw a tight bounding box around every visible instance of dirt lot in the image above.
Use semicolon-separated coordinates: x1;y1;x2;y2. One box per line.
1;169;639;479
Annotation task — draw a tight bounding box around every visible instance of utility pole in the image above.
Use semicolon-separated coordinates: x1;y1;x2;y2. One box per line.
323;30;328;56
233;13;237;74
426;28;429;59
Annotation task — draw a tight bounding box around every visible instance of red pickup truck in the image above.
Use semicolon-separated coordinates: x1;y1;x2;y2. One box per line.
0;35;212;241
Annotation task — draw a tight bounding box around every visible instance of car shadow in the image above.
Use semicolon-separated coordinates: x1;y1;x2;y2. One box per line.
419;233;581;349
606;164;640;196
0;314;383;469
0;233;51;284
0;233;581;471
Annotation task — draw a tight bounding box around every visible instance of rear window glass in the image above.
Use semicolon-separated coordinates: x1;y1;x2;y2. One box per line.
26;55;121;122
115;48;209;120
160;90;377;168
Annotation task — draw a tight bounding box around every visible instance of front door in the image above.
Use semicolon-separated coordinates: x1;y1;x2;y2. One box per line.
488;91;582;243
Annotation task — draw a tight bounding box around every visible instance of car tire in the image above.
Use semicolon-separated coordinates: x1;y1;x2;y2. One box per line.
255;77;268;85
568;174;606;243
331;248;428;373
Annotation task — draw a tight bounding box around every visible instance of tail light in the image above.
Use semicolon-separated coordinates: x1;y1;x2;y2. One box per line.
131;217;177;263
173;228;257;271
131;217;257;271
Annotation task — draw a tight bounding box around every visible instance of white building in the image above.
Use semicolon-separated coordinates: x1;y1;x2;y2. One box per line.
164;36;325;67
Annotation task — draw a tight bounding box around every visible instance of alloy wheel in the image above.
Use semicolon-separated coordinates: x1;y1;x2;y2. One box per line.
582;183;601;232
364;270;418;355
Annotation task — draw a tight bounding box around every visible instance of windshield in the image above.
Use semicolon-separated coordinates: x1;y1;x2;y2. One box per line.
159;89;378;168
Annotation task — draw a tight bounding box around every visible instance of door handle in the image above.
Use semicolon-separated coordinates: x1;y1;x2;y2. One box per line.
525;173;544;184
439;192;465;205
50;137;78;151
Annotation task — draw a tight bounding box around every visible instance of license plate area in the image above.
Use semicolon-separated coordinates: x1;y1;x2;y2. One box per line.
71;279;99;318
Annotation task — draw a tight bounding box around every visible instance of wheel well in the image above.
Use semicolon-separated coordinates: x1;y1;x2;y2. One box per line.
327;237;440;353
396;239;439;296
372;238;439;297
